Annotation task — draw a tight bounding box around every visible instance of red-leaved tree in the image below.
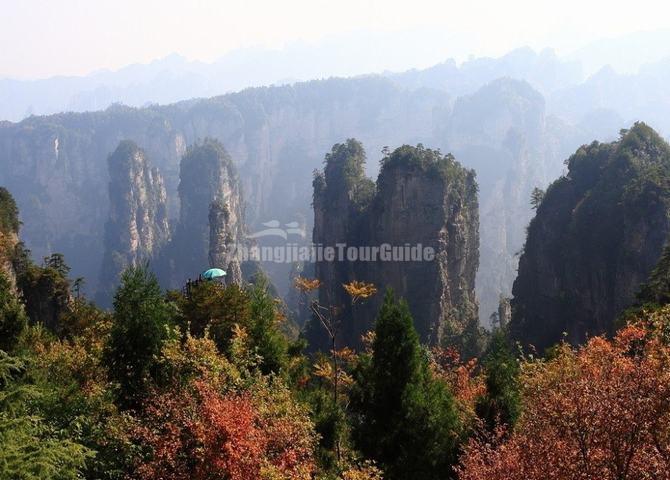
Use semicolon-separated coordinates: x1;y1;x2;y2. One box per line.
458;315;670;480
132;380;316;480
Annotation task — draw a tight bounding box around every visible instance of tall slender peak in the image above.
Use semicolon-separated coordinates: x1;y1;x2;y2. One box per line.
99;140;169;302
510;122;670;352
309;141;480;354
209;200;243;285
177;139;238;232
371;144;480;349
160;138;246;287
312;140;374;244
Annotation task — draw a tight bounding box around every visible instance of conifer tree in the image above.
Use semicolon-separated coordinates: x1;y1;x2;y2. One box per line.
637;242;670;306
248;275;288;375
105;263;172;408
0;272;26;352
0;351;91;478
352;290;461;480
475;329;521;431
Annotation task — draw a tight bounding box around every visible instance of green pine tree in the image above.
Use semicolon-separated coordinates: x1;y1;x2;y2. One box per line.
637;242;670;306
0;187;19;235
352;289;461;480
0;351;91;479
176;280;251;352
475;329;521;431
0;272;27;353
530;186;545;210
105;263;173;408
248;274;288;375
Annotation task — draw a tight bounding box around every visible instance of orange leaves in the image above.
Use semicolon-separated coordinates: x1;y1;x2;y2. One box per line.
134;384;263;480
313;350;354;390
293;276;321;293
431;347;484;424
133;379;316;480
342;281;377;303
194;386;264;480
313;358;335;381
295;277;377;303
252;382;317;480
360;330;376;353
458;320;670;480
334;346;357;364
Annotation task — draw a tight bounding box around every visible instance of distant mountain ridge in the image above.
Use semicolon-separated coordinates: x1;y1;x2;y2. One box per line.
5;28;670;130
0;46;581;122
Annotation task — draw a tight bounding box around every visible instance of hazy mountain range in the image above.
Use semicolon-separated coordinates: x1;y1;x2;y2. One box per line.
3;28;670;125
3;28;670;325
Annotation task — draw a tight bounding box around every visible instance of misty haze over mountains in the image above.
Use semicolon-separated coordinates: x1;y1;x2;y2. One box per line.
3;27;670;127
3;26;670;325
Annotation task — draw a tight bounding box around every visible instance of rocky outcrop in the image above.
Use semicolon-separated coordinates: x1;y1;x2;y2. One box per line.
159;139;245;287
309;140;479;350
0;75;602;307
0;188;71;332
0;187;20;291
209;200;243;285
510;123;670;352
0;78;452;298
98;141;169;301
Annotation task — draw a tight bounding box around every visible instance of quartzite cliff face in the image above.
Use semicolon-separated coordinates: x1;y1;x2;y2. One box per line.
159;139;245;287
0;187;20;291
510;123;670;352
309;140;479;350
99;141;169;301
0;76;600;307
0;188;70;332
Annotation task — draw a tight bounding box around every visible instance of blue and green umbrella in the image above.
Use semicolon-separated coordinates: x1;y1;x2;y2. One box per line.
202;268;227;280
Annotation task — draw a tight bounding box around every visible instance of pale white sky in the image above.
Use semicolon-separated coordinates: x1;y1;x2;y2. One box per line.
3;0;670;79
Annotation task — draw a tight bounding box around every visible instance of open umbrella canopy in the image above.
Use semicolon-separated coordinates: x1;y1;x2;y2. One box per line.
202;268;227;280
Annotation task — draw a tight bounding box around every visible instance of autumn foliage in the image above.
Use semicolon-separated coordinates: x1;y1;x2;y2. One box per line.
342;281;378;303
458;311;670;480
133;379;316;480
294;276;321;293
430;347;485;425
14;245;670;480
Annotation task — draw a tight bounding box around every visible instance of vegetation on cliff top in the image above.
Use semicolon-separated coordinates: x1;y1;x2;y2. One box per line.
379;143;477;195
311;140;481;353
511;122;670;351
314;141;478;215
314;139;375;212
0;187;19;235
